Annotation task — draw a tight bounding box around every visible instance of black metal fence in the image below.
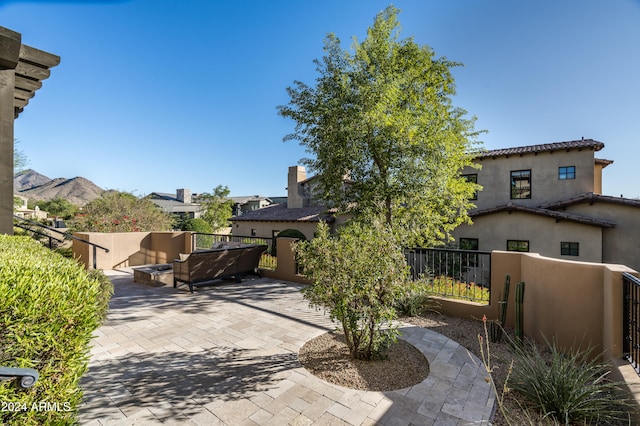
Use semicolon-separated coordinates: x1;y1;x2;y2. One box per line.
192;233;276;270
623;272;640;375
405;248;492;303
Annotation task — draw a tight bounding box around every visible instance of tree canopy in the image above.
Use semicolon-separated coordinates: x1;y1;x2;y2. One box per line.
197;185;234;232
278;5;483;246
36;197;79;219
71;191;172;232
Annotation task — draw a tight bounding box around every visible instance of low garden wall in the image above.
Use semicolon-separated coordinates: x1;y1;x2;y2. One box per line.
73;231;191;269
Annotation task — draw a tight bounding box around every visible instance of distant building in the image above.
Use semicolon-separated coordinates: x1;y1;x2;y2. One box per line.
147;189;203;219
230;166;341;240
229;195;273;216
13;195;47;220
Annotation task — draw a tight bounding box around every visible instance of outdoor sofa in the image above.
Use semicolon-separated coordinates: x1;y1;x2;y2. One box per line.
173;244;267;293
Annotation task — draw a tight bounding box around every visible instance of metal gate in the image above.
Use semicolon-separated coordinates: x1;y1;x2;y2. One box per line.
623;272;640;375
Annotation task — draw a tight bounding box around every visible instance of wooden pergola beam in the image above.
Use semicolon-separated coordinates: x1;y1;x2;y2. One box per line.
0;26;59;235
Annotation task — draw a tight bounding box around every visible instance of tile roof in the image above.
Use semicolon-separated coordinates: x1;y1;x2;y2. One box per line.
540;192;640;210
229;203;335;223
474;139;604;159
595;158;614;168
469;202;616;228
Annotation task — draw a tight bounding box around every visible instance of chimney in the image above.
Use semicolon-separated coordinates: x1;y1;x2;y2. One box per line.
287;166;306;208
176;188;191;204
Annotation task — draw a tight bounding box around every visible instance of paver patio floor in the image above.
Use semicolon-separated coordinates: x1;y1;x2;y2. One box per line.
79;269;495;425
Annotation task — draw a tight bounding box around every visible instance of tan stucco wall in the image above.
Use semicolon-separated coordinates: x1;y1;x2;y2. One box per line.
452;211;603;263
559;202;640;272
232;221;320;241
435;251;636;360
594;163;604;194
464;149;596;210
73;231;191;269
261;237;310;284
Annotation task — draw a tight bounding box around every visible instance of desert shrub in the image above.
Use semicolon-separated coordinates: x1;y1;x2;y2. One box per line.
180;218;212;233
0;236;112;425
395;289;438;317
510;338;631;425
296;221;426;360
430;275;490;303
70;191;172;232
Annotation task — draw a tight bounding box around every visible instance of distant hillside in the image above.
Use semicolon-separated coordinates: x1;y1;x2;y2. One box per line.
14;170;107;206
14;169;51;192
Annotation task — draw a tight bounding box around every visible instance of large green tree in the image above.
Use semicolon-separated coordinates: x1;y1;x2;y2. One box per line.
71;191;172;232
36;197;79;219
198;185;233;232
279;5;482;246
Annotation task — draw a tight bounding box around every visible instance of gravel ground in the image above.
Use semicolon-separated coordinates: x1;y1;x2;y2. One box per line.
298;331;429;391
298;311;635;425
297;311;532;425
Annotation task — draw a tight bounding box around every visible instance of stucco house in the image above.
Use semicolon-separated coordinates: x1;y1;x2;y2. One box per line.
229;195;273;217
452;138;640;271
230;166;339;240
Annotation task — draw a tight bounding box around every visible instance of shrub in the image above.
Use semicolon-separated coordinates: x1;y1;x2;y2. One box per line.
296;221;426;360
395;290;438;317
180;218;212;233
70;191;172;232
0;236;112;425
510;338;631;425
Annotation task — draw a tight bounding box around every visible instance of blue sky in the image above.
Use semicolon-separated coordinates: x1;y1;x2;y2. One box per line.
3;0;640;198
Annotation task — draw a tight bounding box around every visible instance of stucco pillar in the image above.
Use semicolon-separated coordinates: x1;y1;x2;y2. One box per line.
0;28;21;235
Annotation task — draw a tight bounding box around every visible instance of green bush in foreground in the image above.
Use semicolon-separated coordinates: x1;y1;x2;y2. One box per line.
296;221;427;360
510;338;631;425
0;236;112;425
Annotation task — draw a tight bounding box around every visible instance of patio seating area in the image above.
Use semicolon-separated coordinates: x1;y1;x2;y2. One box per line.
79;269;495;425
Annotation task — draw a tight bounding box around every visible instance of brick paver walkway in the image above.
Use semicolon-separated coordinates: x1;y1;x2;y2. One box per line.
79;270;495;425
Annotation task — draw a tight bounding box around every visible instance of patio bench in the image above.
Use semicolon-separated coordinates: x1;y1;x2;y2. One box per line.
173;244;267;293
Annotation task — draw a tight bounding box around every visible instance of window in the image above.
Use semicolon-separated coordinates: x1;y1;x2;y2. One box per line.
459;238;479;250
561;242;579;256
510;170;531;199
507;240;529;252
559;166;576;180
462;174;478;200
251;229;257;237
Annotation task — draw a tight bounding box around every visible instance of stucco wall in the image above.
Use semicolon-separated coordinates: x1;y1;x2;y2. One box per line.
452;210;603;263
434;251;636;360
559;202;640;272
232;221;320;241
464;149;596;210
73;231;191;269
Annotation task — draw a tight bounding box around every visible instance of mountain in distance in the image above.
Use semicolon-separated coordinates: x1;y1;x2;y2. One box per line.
14;169;107;206
14;169;51;192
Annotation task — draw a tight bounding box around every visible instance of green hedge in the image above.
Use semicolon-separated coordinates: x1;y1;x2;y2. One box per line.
0;236;112;425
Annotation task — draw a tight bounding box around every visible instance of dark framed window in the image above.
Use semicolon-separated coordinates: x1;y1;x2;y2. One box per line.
460;238;479;250
561;242;579;256
511;170;531;199
251;229;257;237
507;240;529;252
462;174;478;200
559;166;576;180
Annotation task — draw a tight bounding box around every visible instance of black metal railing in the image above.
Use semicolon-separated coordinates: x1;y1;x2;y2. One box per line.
13;215;109;269
623;272;640;375
405;247;491;303
192;233;276;270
